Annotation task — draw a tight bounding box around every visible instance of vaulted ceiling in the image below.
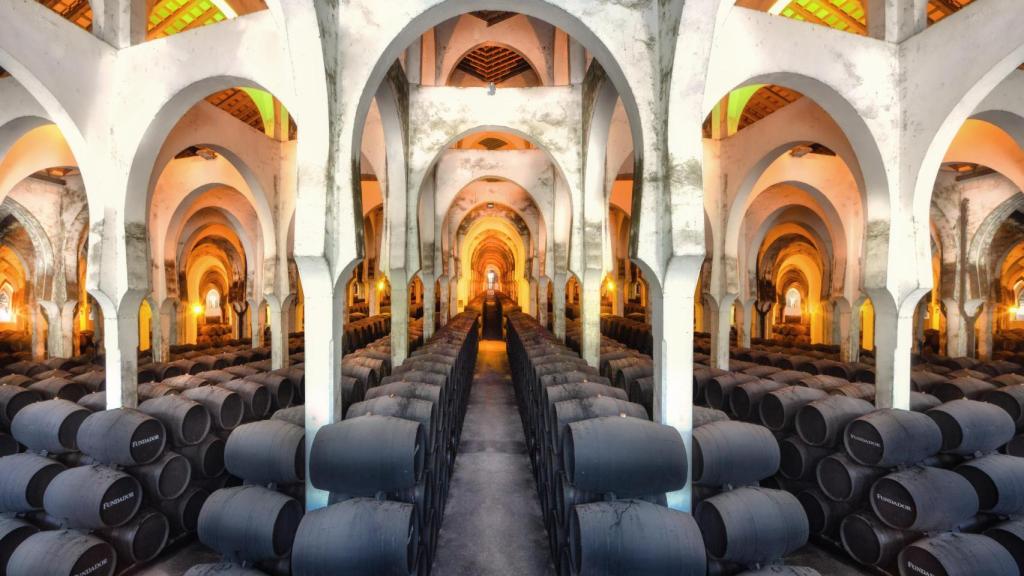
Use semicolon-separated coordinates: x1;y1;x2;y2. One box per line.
456;45;534;85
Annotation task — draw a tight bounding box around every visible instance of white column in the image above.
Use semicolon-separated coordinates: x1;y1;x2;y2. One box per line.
872;300;913;409
579;269;602;367
389;271;409;367
422;275;436;341
553;272;567;342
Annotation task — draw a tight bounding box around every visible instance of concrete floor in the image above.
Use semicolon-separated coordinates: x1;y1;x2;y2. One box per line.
431;339;556;576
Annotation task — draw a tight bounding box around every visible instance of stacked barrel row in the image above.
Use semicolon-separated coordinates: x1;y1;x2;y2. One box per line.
185;311;478;576
689;359;1024;575
506;310;718;576
0;339;315;575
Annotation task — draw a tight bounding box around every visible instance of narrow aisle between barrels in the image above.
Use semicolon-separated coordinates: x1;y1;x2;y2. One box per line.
432;340;555;576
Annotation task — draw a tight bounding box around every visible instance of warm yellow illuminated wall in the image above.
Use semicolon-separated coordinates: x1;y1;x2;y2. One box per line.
139;299;152;351
861;299;875;350
457;217;530;313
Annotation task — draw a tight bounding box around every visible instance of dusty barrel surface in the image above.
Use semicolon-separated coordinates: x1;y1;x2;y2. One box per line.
157;486;209;533
10;399;89;454
985;519;1024;576
568;499;706;576
138;395;211;447
181;386;243;430
43;465;143;529
128;451;192;500
291;498;417;576
6;530;115;576
693;420;779;486
795;395;874;447
730;379;787;421
97;508;170;564
844;409;943;467
309;415;424;495
76;408;166;467
0;453;65;512
217;379;271;420
177;436;226;479
955;454;1024;515
197;485;303;562
695;487;808;564
0;385;39;428
0;518;37;573
815;452;886;503
926;399;1016;455
760;386;829;431
840;511;920;568
779;436;832;480
224;420;305;485
870;466;979;532
562;416;685;497
898;532;1018;576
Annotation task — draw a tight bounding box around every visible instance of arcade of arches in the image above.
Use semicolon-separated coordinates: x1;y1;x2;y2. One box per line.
2;0;1024;572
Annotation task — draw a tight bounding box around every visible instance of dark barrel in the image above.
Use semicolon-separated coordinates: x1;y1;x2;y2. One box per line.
730;379;786;421
897;533;1017;576
178;436;226;479
955;454;1024;515
76;408;166;466
693;421;779;487
10;399;89;454
986;519;1024;576
6;530;115;576
550;396;648;449
181;386;244;430
870;466;979;532
0;518;37;574
840;511;920;567
844;409;942;467
796;488;857;535
197;485;303;562
157;486;209;533
97;508;169;564
128;451;191;500
43;465;142;529
705;373;757;410
0;432;16;457
932;377;997;402
759;387;829;431
562;416;685;497
778;436;832;481
217;379;272;420
224;420;304;485
0;385;39;428
291;498;418;576
345;396;437;441
795;395;873;447
695;487;808;564
735;568;820;576
271;406;305;428
693;406;730;428
138;396;211;446
986;384;1024;428
927;399;1016;455
309;415;423;495
568;499;706;576
245;373;295;410
27;377;86;402
815;452;886;503
0;453;65;512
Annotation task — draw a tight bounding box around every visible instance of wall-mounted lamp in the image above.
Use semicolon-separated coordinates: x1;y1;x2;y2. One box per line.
192;303;204;316
606;278;616;292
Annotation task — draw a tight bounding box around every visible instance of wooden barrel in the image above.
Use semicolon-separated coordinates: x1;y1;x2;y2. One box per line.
693;421;779;487
76;408;166;466
840;511;920;567
215;380;271;420
933;377;997;402
985;519;1024;576
224;420;305;485
956;454;1024;516
184;564;268;576
730;379;787;421
870;466;979;531
844;409;942;467
569;499;706;576
0;385;39;428
138;396;210;447
43;465;142;529
0;453;65;512
0;518;37;573
759;387;829;431
705;372;757;410
270;406;305;428
156;486;209;534
10;399;89;454
985;384;1024;428
97;508;169;564
309;415;424;496
898;533;1017;576
197;485;302;562
181;386;244;430
6;530;115;576
696;487;808;564
796;488;857;536
927;399;1016;455
128;451;191;500
27;377;86;402
815;452;886;503
178;436;226;479
778;436;832;481
795;395;874;447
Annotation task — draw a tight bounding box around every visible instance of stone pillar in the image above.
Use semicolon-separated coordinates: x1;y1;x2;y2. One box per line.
553;272;567;342
529;277;539;318
438;275;450;327
449;275;459;316
709;296;734;370
538;276;550;328
268;298;290;370
368;278;380;316
580;269;603;367
844;304;860;363
422;275;436;341
942;297;967;357
249;300;261;348
30;302;45;360
977;304;994;360
41;302;64;359
60;302;76;358
389;272;409;367
103;308;140;409
871;300;913;409
149;301;165;362
737;299;753;349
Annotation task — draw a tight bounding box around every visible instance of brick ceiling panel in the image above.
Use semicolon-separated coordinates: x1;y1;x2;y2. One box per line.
456;45;534;84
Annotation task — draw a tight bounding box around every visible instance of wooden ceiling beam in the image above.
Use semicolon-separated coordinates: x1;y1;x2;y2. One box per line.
179;6;217;32
785;3;831;28
824;4;867;34
151;0;205;35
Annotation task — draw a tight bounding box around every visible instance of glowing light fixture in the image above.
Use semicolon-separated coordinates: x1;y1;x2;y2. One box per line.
606;278;616;292
1011;306;1022;316
192;303;204;316
377;279;386;292
209;0;238;18
767;0;790;15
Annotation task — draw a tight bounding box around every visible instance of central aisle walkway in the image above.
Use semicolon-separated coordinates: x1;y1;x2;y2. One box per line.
431;340;555;576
